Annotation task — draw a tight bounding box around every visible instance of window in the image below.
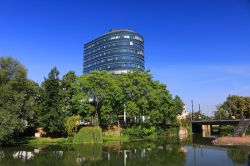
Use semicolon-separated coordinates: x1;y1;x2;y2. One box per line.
130;41;133;45
124;35;130;39
111;35;120;40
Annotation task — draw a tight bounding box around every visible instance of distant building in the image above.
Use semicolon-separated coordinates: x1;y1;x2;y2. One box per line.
177;105;188;120
83;29;145;74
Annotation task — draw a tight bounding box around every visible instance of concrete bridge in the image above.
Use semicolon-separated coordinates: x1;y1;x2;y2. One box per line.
191;119;241;133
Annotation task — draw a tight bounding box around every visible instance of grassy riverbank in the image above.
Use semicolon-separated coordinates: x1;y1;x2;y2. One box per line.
14;137;71;145
14;135;130;145
12;125;189;146
14;131;177;145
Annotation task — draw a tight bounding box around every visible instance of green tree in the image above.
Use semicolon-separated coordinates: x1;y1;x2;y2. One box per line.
73;70;183;131
0;57;37;144
76;71;122;125
214;105;229;120
174;95;185;115
37;67;65;136
219;95;250;119
61;71;79;116
117;71;179;127
117;71;155;124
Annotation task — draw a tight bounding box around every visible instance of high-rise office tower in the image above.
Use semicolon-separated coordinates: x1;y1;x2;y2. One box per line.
83;29;144;74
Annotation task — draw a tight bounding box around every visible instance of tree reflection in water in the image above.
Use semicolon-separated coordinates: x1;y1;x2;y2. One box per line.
0;136;249;166
227;147;250;165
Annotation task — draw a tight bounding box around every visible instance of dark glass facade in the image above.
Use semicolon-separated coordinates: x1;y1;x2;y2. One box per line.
83;29;145;74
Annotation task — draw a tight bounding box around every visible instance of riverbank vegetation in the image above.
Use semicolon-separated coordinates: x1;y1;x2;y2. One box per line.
0;56;186;145
214;95;250;119
219;125;250;137
73;126;103;144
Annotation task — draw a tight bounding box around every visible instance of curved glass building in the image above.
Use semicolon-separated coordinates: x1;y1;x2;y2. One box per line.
83;29;145;74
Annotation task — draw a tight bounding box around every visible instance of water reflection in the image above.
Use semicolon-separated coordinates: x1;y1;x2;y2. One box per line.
179;127;188;140
0;151;4;161
13;151;34;161
0;135;249;166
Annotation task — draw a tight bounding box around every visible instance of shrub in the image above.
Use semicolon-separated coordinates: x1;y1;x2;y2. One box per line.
164;127;178;136
73;126;103;144
122;125;156;139
65;115;81;136
219;125;235;136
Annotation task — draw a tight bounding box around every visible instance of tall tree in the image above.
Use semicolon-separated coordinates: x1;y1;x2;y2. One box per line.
76;71;122;125
37;67;65;136
173;95;185;115
0;57;37;144
117;71;179;127
61;71;79;116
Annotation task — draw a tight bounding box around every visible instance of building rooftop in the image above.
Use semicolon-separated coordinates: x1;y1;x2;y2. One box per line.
107;29;136;34
84;29;142;48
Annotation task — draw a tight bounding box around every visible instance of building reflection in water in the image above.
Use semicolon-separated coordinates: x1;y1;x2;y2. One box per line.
34;149;40;154
0;151;4;161
106;145;188;166
13;151;34;161
179;127;188;140
76;156;86;164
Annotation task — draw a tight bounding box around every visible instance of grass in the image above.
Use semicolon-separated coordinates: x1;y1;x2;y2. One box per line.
17;137;72;145
15;135;129;145
30;137;71;144
16;134;130;145
103;135;129;142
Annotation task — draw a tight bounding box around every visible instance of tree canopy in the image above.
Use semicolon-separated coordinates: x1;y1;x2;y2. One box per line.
0;57;185;142
218;95;250;119
214;106;229;120
75;70;184;128
0;57;37;144
36;67;66;136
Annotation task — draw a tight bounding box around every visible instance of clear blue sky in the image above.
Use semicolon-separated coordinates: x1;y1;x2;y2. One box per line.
1;0;250;115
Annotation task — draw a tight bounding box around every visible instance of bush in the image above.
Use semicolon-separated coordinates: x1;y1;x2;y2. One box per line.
219;125;235;136
164;127;178;136
65;115;81;136
73;126;103;144
122;125;156;139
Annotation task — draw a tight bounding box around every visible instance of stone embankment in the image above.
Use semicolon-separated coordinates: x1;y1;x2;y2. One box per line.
212;136;250;146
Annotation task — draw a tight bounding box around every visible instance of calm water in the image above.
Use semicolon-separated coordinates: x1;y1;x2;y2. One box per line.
0;134;250;166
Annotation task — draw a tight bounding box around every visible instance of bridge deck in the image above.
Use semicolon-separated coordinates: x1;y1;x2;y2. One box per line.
192;119;242;125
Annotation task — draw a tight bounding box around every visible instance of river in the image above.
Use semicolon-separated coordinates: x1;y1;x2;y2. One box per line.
0;134;249;166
